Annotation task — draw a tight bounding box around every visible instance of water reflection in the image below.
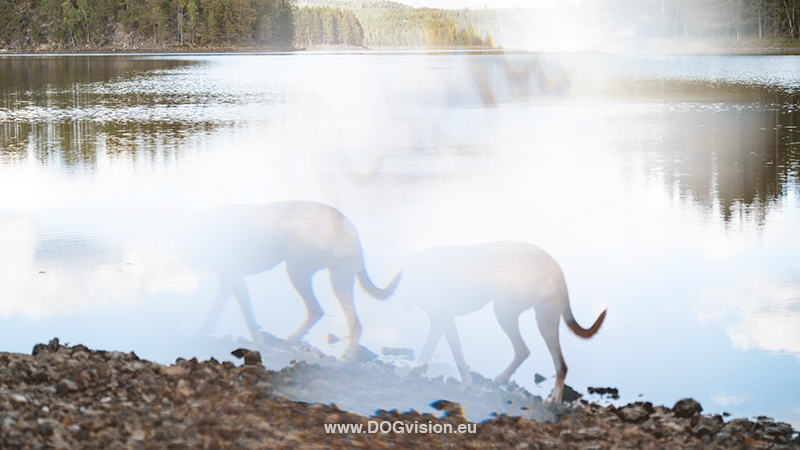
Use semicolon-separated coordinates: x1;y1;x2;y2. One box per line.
607;81;800;223
0;215;157;318
0;56;218;165
463;53;570;106
0;56;194;92
185;201;401;360
699;272;800;358
397;242;606;403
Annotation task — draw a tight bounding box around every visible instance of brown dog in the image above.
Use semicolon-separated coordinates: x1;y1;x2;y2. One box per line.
398;242;605;402
188;201;401;358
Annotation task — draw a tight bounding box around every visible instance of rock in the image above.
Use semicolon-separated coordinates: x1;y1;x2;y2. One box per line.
661;417;690;435
692;423;717;438
724;418;754;434
588;387;620;399
576;426;604;440
672;398;702;418
8;393;28;406
231;348;262;366
379;347;414;359
47;338;61;352
640;418;662;436
31;343;49;356
160;365;188;377
765;422;795;437
619;405;650;423
561;385;582;403
176;379;193;397
341;344;378;363
56;378;79;394
431;400;464;418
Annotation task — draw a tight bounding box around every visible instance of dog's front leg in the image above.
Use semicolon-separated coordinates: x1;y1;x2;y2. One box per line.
407;320;443;377
197;276;234;337
230;276;267;347
441;316;472;388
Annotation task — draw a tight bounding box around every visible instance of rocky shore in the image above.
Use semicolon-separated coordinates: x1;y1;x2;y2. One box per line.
0;338;797;449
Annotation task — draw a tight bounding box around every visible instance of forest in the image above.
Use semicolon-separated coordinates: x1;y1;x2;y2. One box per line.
0;0;798;50
0;0;490;49
340;4;491;47
589;0;800;40
0;0;295;48
294;6;364;46
298;0;496;47
300;0;800;45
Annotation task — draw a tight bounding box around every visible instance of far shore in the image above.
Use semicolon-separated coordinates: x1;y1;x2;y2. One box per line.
2;38;800;56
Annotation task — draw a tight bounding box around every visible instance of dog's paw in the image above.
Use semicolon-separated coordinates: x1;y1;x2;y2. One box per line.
341;344;378;363
406;363;429;378
456;382;472;393
494;375;510;385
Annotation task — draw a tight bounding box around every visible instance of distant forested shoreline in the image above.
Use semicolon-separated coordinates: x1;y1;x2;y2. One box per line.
0;0;492;52
0;0;798;53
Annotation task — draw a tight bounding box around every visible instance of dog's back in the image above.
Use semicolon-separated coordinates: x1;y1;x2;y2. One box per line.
399;242;568;317
187;201;363;276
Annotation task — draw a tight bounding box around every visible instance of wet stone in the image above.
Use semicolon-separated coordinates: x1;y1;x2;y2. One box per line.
231;348;262;366
587;387;620;399
672;398;702;418
561;385;582;403
765;422;795;437
619;405;650;423
431;399;464;418
576;427;604;440
56;378;79;394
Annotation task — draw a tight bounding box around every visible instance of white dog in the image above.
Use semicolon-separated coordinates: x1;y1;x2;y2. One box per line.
398;242;605;403
188;201;401;358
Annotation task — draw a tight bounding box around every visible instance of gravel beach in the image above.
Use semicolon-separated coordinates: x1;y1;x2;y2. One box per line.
0;338;797;449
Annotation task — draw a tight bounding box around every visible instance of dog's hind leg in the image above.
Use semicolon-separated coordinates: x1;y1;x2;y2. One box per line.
329;265;366;361
494;303;530;385
198;276;234;336
441;316;472;386
535;302;567;403
285;264;324;345
230;275;266;347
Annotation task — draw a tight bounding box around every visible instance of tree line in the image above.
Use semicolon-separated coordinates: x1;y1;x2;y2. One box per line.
353;7;490;47
0;0;490;49
294;6;364;47
590;0;800;40
6;0;793;51
298;0;494;47
0;0;294;47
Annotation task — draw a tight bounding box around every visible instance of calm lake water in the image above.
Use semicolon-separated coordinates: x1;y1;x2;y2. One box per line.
1;52;799;425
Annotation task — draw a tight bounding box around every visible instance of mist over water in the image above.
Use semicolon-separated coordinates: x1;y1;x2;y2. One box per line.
0;53;799;425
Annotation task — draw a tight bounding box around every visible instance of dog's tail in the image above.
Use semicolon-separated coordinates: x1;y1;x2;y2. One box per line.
357;270;402;300
563;304;606;339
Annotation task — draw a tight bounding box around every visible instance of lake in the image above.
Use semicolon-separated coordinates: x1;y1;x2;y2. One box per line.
0;52;799;425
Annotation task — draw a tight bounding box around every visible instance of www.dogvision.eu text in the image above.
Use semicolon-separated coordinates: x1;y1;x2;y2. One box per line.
325;421;478;434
